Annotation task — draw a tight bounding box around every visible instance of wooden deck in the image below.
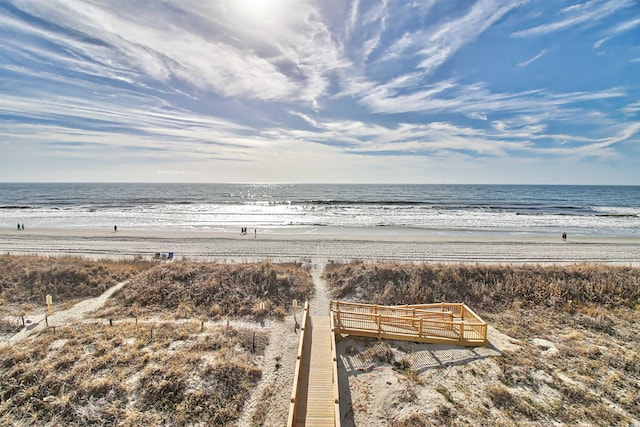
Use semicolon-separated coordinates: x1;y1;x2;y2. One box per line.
331;301;487;346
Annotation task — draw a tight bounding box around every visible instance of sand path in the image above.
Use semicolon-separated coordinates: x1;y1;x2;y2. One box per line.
235;315;299;427
3;280;129;346
309;260;332;316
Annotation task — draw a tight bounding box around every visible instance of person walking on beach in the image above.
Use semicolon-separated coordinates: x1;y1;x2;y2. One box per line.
21;224;24;231
17;223;20;231
114;225;118;233
254;229;257;238
561;232;567;241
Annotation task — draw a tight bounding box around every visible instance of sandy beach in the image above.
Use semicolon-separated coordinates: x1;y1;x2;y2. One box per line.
2;228;639;265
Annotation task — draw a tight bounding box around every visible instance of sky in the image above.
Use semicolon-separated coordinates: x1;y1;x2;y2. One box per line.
0;0;639;184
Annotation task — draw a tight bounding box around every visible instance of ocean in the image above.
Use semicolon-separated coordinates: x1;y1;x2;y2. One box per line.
1;183;639;237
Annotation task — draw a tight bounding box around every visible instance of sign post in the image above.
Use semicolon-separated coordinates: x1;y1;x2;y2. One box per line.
46;295;52;315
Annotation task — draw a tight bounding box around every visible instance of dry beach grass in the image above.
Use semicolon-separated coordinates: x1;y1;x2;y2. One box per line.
0;254;153;306
0;254;154;334
0;321;266;426
98;261;314;320
323;261;640;311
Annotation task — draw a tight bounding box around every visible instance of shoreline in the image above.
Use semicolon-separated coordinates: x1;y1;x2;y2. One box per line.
2;228;639;265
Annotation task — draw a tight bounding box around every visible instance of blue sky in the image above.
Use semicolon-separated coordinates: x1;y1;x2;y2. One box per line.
1;0;639;184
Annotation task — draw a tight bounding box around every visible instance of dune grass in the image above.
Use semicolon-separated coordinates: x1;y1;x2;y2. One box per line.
324;261;640;426
100;261;314;319
323;261;640;311
0;254;154;307
0;321;265;425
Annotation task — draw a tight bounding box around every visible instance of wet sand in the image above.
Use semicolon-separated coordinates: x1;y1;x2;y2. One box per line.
2;228;639;265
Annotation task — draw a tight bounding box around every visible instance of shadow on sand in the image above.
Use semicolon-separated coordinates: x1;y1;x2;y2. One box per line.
335;335;504;426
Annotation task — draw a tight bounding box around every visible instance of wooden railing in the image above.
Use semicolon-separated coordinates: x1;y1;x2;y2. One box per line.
330;301;487;346
287;301;310;427
331;301;456;321
396;303;487;343
330;313;341;427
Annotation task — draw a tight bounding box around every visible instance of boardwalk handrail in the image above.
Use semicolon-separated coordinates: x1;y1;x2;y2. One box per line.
330;311;341;427
287;300;310;427
331;301;455;321
331;301;487;346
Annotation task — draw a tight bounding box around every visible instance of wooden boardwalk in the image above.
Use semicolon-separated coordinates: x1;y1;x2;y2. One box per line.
288;304;340;426
292;317;335;426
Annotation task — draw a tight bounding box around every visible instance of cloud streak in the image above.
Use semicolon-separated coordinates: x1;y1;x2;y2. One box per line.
512;0;634;37
517;49;546;67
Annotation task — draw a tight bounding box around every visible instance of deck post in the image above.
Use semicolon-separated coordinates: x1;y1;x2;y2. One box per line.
457;321;464;342
377;314;382;337
418;317;423;337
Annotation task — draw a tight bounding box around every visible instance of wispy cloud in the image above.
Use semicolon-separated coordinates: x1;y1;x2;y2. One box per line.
512;0;634;37
1;0;348;106
621;102;640;115
594;16;640;48
612;16;640;33
380;0;524;77
517;49;546;67
358;78;626;117
468;112;488;120
594;37;610;48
